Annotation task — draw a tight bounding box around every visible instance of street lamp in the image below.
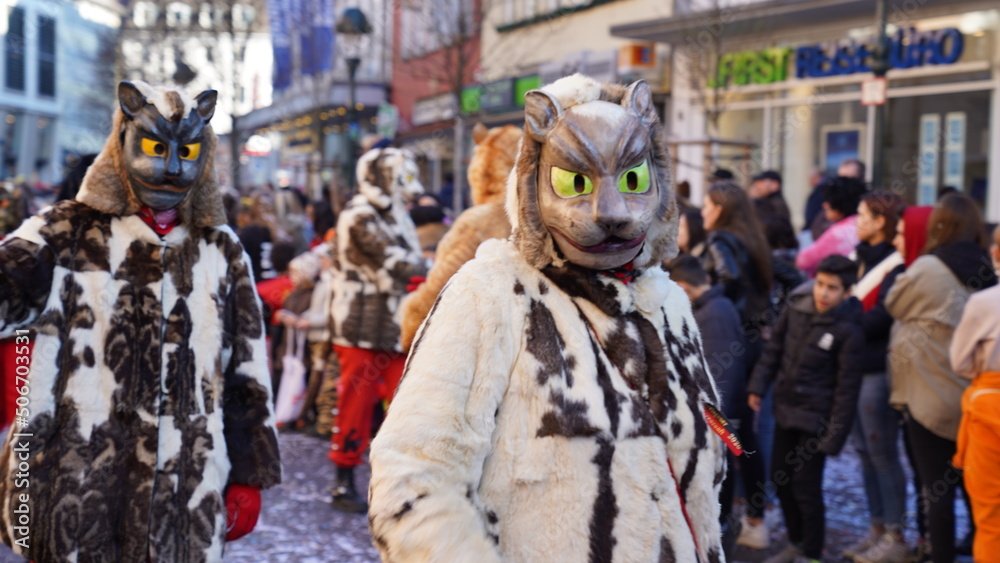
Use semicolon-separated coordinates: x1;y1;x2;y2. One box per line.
870;0;890;189
336;8;373;189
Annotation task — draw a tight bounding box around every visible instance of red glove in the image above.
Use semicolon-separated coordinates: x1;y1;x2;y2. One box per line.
407;276;427;292
225;484;261;541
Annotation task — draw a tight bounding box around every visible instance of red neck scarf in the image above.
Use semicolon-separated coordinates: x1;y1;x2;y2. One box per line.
137;205;180;236
598;261;637;285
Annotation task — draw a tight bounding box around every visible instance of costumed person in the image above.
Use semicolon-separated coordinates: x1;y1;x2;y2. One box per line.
399;122;521;351
0;81;281;561
328;147;428;512
368;74;728;562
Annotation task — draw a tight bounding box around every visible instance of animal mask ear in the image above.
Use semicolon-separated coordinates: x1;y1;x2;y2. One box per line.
196;90;218;121
119;81;147;119
622;80;657;127
524;90;562;143
472;122;488;145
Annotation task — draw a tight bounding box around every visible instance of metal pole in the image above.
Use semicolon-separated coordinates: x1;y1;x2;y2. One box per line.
452;113;464;213
871;0;889;189
346;57;361;189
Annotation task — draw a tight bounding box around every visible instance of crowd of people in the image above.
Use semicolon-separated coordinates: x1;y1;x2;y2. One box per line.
0;80;998;563
668;158;998;563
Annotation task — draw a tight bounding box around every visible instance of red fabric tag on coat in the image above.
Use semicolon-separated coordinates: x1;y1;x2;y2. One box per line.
704;404;744;456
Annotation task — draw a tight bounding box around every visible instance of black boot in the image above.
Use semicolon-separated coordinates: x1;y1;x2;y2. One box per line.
330;465;368;513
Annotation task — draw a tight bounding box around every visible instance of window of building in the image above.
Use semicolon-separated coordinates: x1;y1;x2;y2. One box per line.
401;0;475;58
5;7;25;91
166;2;192;28
233;4;255;30
199;4;216;28
133;2;158;27
38;16;56;97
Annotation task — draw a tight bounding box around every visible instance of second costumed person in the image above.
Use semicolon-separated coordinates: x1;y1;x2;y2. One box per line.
368;74;728;562
327;148;429;512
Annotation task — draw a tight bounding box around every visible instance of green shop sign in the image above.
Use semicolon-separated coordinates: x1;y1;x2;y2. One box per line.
709;47;793;88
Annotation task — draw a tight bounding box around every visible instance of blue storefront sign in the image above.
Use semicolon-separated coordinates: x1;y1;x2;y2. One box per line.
794;27;964;79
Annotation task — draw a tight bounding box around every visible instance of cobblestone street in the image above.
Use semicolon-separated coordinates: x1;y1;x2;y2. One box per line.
0;431;972;562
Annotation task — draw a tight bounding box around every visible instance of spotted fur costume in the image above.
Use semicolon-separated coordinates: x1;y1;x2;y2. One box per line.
330;148;428;353
0;86;280;561
369;76;726;562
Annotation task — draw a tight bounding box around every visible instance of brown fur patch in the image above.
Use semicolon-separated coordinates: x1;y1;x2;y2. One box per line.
468;125;520;206
164;92;185;122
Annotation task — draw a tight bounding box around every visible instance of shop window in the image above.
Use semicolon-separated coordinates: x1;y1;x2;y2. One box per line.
883;91;991;205
5;7;25;92
38;16;56;97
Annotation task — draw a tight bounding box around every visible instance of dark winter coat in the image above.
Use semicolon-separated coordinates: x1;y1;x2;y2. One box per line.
856;242;900;374
700;231;771;328
753;192;791;225
747;282;863;455
238;224;274;282
692;285;747;419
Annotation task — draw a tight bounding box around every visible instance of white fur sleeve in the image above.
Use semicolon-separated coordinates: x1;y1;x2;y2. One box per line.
660;297;726;563
368;265;514;563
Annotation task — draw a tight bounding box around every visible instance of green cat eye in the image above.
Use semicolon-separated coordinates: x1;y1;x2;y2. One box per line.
618;161;651;194
550;166;594;198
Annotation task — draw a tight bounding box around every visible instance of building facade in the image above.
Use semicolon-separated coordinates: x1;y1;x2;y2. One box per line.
239;0;393;196
0;0;120;185
613;0;1000;224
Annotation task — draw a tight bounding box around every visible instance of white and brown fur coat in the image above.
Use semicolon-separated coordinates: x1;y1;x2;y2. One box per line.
330;148;428;353
0;86;280;562
368;75;726;563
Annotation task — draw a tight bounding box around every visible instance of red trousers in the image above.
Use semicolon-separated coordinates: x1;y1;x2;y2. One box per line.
328;345;406;468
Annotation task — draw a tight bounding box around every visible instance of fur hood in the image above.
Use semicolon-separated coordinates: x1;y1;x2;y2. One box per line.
468;124;520;206
505;74;678;271
75;82;226;228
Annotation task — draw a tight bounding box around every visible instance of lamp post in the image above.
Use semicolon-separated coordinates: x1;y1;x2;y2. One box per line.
336;8;372;190
870;0;890;189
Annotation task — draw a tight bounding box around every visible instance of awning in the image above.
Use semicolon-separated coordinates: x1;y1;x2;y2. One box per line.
610;0;997;45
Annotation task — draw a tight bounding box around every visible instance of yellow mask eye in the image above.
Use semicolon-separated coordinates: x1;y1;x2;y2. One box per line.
618;161;651;194
141;138;166;157
550;166;593;198
179;143;201;161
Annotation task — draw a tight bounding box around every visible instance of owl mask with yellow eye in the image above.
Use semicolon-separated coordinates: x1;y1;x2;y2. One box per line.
506;74;679;272
111;80;218;211
75;81;226;228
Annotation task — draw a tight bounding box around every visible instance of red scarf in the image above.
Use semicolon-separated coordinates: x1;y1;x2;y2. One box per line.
137;205;180;236
598;261;637;285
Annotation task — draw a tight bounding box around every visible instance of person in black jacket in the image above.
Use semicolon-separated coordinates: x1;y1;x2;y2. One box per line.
748;255;863;563
845;191;912;562
666;255;767;559
699;180;776;548
699;181;774;339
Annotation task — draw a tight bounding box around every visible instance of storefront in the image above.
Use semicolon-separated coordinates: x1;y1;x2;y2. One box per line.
612;0;1000;224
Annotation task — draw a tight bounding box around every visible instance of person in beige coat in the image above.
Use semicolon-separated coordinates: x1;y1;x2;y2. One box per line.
886;193;997;563
400;123;521;351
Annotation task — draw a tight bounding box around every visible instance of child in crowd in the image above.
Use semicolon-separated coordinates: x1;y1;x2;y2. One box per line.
748;255;863;563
